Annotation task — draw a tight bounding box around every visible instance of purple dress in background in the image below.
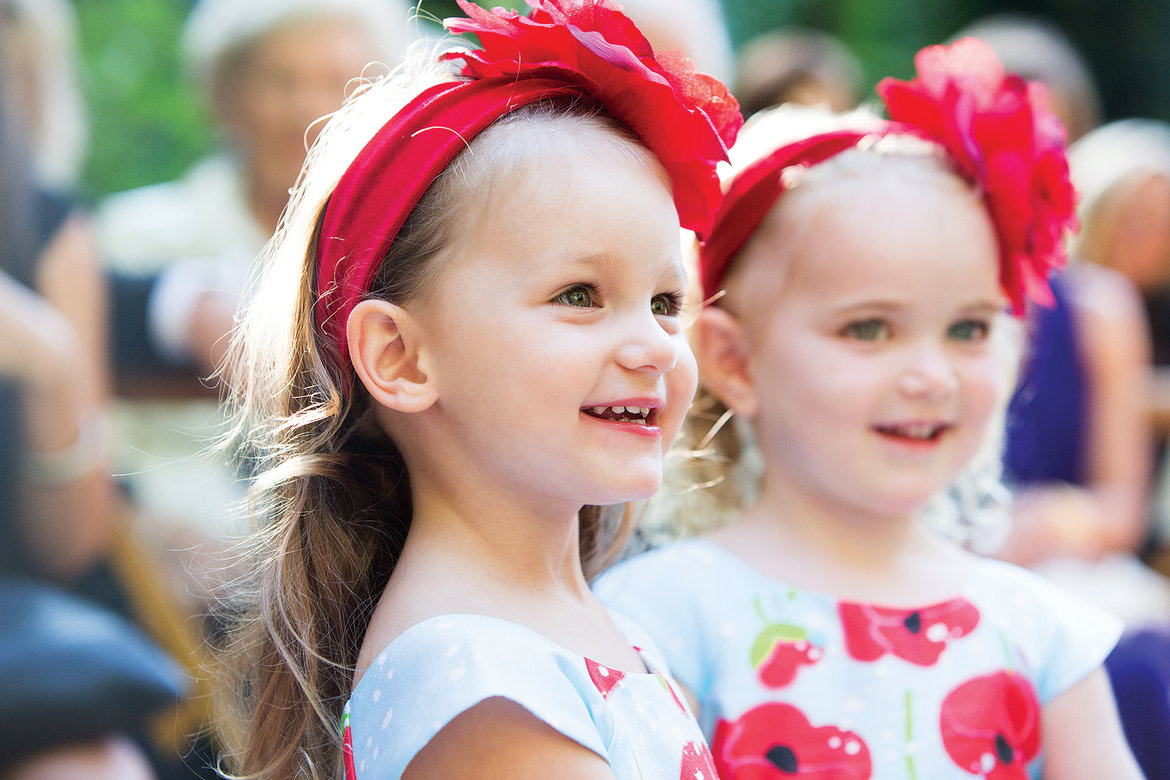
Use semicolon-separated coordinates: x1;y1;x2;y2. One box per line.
1003;271;1168;779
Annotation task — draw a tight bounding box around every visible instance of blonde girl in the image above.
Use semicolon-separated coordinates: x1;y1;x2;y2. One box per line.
212;1;742;778
598;39;1144;780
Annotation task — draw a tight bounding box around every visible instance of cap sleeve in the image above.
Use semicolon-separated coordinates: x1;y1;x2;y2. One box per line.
976;559;1124;704
345;615;612;779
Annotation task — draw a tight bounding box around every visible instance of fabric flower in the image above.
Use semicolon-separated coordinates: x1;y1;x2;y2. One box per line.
940;671;1042;779
680;739;719;780
839;598;980;666
877;37;1077;314
584;657;625;698
443;0;742;237
712;702;872;779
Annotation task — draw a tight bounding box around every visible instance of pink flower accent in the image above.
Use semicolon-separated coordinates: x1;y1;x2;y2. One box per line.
877;37;1077;314
443;0;742;237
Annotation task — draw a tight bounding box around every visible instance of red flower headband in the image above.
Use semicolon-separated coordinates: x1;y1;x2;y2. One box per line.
698;37;1077;315
315;0;742;371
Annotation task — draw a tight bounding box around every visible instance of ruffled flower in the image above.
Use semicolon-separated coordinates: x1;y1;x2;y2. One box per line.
443;0;742;237
877;37;1077;314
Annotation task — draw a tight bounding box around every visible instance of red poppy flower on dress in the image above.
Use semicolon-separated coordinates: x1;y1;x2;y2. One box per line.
443;0;742;238
839;598;980;666
876;37;1077;314
712;702;872;779
756;637;823;688
680;739;719;780
584;657;625;698
940;671;1042;779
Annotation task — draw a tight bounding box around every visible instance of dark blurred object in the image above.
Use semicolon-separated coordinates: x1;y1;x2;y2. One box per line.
1106;624;1170;780
0;578;187;770
735;26;862;117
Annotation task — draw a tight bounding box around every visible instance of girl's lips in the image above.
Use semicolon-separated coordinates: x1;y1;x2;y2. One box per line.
872;421;952;448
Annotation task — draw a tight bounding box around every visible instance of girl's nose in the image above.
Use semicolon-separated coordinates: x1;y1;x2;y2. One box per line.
616;313;680;375
898;342;959;400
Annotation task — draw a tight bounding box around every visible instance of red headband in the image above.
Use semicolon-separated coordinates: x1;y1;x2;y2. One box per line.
698;37;1077;315
315;0;741;372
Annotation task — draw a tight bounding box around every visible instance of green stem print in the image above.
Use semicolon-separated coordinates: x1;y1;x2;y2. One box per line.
904;689;918;780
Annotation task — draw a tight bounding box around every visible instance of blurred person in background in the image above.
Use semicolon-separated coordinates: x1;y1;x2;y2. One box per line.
4;0;87;193
1067;118;1170;780
0;3;185;777
91;0;414;611
955;15;1162;621
733;26;863;119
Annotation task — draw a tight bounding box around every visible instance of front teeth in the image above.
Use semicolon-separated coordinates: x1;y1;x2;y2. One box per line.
891;423;939;439
590;405;651;417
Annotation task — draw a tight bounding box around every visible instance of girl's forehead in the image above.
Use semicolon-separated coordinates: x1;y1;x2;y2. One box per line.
730;162;998;309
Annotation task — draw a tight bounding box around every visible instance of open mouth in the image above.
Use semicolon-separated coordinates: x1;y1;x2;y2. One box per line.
873;422;949;443
582;405;654;426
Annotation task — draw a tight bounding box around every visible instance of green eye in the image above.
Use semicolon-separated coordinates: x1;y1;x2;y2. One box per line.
844;319;889;341
948;319;990;342
556;286;594;307
651;292;682;317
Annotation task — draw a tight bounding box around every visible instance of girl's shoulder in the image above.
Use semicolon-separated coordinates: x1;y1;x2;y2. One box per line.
345;613;712;780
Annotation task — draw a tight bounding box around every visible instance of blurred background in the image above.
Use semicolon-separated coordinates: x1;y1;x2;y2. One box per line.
76;0;1170;201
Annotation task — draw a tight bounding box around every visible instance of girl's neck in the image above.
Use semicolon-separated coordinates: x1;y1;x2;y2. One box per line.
711;480;971;606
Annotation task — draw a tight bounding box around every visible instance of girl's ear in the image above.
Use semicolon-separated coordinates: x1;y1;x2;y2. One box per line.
696;306;758;418
348;299;438;413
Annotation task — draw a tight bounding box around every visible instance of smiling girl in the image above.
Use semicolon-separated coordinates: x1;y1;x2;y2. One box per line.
210;2;741;779
597;40;1144;780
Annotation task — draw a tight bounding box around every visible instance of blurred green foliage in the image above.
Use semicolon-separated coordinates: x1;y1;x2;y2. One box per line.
74;0;1170;201
75;0;210;201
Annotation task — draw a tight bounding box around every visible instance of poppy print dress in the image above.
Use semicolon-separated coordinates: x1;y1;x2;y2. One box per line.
595;540;1122;780
342;612;717;779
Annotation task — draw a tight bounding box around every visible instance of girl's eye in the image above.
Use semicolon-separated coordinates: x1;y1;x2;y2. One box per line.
843;319;890;341
651;291;683;317
948;319;990;342
554;285;596;308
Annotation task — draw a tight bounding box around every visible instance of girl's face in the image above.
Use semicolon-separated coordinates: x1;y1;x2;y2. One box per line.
720;166;1006;522
409;128;698;515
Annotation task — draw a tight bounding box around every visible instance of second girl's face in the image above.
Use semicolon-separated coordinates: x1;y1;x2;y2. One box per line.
410;127;698;515
728;167;1006;522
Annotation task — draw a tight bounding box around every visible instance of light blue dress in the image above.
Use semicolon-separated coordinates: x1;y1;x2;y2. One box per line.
343;612;717;779
595;540;1122;780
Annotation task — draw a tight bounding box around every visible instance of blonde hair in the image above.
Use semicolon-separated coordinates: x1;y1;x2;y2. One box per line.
212;53;647;780
646;104;1015;549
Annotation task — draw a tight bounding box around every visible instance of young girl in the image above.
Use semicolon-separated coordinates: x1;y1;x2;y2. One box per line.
211;2;741;779
597;39;1144;779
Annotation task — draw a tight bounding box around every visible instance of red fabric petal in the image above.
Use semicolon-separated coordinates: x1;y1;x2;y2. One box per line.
443;0;741;238
880;37;1076;314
